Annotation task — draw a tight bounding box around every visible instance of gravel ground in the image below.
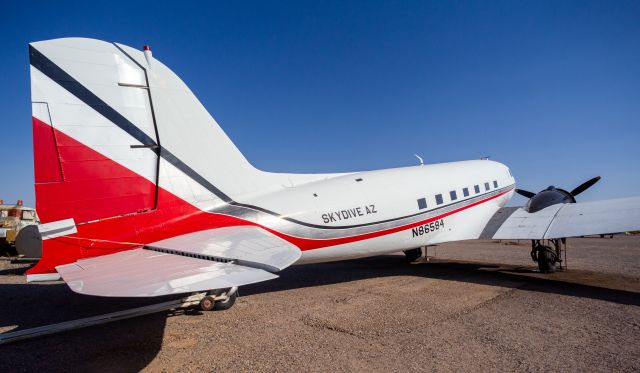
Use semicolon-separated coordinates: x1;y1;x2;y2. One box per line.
0;235;638;372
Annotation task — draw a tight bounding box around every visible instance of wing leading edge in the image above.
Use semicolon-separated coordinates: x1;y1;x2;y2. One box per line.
56;226;301;297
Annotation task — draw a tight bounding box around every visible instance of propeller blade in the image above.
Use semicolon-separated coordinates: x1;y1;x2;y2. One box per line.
515;189;536;198
570;176;601;197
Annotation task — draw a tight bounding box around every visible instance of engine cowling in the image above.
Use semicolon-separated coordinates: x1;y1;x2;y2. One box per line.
524;186;575;213
516;176;601;213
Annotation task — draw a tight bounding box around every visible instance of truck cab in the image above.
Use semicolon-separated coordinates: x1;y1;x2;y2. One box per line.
0;199;40;256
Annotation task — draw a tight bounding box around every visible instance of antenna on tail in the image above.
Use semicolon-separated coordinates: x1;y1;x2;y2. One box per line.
143;45;153;68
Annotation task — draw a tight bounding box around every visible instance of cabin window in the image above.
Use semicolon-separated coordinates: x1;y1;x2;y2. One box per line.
450;190;457;201
485;182;490;191
463;187;469;197
417;198;427;210
435;194;443;205
474;185;480;194
493;180;498;188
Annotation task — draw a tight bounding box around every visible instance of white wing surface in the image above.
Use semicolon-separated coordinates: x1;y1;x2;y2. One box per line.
488;197;640;240
56;226;301;297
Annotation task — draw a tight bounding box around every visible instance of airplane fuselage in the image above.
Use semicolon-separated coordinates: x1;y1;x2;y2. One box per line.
228;159;516;264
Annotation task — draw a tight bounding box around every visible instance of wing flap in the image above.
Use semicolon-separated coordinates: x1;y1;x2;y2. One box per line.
57;248;278;297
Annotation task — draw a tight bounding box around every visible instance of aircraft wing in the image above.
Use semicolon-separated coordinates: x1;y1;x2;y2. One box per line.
480;197;640;240
56;226;301;297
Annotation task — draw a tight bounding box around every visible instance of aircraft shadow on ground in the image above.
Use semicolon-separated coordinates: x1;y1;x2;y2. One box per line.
242;255;640;307
0;265;31;276
0;255;637;371
0;276;177;372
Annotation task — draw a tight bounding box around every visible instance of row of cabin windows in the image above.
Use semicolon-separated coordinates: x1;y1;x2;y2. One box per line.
416;180;499;210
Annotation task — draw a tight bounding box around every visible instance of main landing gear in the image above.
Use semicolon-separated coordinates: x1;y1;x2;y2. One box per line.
199;287;238;311
530;239;566;273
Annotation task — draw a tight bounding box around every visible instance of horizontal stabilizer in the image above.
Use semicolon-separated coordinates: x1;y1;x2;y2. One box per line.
56;248;278;297
55;225;301;297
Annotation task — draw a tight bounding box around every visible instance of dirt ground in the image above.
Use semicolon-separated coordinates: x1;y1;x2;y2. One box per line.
1;236;639;372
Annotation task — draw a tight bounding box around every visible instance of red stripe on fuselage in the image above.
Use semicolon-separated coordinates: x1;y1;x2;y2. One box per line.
272;188;510;250
28;121;512;275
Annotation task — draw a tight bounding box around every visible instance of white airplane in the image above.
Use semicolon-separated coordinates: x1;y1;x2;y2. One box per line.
25;38;640;311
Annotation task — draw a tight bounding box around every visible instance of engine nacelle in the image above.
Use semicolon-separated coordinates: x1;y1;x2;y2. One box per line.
524;186;576;213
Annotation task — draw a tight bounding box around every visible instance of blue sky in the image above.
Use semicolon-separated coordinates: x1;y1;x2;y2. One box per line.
1;1;639;207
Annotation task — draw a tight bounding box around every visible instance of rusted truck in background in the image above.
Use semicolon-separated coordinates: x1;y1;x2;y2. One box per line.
0;199;40;258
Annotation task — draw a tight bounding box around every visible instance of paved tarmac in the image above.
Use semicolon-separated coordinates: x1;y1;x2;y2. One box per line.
1;236;638;372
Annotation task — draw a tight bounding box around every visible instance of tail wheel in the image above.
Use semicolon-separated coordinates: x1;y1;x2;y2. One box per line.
199;296;216;311
199;289;238;311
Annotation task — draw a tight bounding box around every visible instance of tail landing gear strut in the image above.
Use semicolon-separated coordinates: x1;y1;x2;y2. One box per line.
530;238;566;273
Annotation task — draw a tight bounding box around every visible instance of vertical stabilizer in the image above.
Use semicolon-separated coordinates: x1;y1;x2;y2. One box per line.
29;38;269;225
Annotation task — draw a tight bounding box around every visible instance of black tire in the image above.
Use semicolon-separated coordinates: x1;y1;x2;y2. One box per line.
213;290;237;311
199;296;216;311
537;249;556;273
403;248;422;263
